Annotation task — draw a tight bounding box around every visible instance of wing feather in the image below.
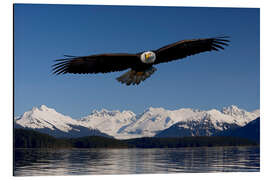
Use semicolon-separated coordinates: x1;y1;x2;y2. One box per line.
154;36;230;64
52;53;140;75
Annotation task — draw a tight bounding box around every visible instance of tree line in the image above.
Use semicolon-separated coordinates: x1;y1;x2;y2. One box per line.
14;128;258;149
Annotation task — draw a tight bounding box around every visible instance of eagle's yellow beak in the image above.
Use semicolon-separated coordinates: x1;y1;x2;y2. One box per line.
145;53;151;59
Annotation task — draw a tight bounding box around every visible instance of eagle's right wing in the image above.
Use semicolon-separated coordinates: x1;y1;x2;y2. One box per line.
153;36;230;65
52;53;140;75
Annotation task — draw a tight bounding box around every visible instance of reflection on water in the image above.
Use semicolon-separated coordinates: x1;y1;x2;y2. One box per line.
14;146;260;176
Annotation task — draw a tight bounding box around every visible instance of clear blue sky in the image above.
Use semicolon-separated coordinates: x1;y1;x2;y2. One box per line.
14;4;260;118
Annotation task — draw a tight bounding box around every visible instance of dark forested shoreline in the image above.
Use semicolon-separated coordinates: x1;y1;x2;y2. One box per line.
14;128;258;149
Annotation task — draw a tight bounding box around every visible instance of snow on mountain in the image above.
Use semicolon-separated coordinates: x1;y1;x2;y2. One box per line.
14;105;112;138
117;105;259;138
79;109;136;138
14;105;260;139
15;105;85;132
221;105;260;125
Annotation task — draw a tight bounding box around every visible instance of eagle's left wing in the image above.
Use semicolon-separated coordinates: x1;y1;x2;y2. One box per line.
153;36;230;65
52;53;140;75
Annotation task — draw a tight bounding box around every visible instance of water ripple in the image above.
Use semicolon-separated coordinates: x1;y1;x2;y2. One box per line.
14;146;260;176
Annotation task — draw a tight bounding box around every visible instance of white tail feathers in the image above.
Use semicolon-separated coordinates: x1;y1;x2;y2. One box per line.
116;67;157;86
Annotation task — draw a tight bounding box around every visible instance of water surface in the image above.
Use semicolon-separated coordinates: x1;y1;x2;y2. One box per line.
14;146;260;176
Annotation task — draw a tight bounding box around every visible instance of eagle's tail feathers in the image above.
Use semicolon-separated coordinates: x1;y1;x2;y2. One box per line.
116;67;157;86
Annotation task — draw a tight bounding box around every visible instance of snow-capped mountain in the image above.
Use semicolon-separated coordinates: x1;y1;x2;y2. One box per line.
119;106;259;138
221;105;259;125
14;105;259;139
80;109;136;139
14;105;111;138
15;105;84;131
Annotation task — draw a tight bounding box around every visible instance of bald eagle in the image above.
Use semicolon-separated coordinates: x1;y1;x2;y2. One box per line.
52;36;229;85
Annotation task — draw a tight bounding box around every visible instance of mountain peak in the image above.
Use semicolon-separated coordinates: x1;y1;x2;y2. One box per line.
30;105;55;113
90;109;121;117
144;107;166;113
222;105;242;114
39;105;51;111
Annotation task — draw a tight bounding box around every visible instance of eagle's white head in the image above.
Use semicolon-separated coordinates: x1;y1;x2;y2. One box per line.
140;51;156;64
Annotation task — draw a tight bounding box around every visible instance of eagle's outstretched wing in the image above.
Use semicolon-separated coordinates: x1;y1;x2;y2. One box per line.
153;36;230;64
52;53;140;75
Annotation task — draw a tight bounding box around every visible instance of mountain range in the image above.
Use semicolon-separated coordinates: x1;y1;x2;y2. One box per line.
14;105;259;139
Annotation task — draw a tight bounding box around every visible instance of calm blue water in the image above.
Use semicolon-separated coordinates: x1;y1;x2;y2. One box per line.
14;146;259;176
